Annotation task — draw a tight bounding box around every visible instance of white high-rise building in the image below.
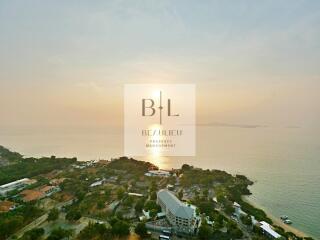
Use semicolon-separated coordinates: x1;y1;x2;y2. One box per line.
157;189;198;234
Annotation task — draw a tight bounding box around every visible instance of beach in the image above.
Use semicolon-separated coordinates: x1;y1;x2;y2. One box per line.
242;196;310;238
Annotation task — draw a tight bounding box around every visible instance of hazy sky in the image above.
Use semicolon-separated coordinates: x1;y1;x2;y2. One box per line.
0;0;319;129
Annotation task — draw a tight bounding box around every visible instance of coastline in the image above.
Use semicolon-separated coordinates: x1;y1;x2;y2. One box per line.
242;195;310;238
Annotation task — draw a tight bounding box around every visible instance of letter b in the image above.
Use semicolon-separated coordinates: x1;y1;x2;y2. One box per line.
142;99;155;116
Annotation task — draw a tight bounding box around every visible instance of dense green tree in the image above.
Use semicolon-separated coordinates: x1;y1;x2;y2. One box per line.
253;225;263;235
110;218;130;236
224;201;234;215
212;213;224;230
198;201;215;215
135;198;146;213
178;190;183;200
0;204;43;240
149;180;157;192
46;227;73;240
149;209;158;218
96;200;105;209
239;201;271;223
116;187;125;200
65;209;81;222
252;237;269;240
181;164;193;171
47;208;59;222
123;196;134;207
202;189;209;199
144;200;160;212
116;211;124;220
228;228;243;239
198;223;213;240
61;179;88;202
0;216;23;239
144;200;161;218
0;153;76;185
150;191;157;200
107;157;155;175
227;221;243;239
77;223;111;240
135;222;148;238
19;228;44;240
240;214;252;226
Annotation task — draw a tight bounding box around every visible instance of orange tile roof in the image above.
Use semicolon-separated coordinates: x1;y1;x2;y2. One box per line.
40;185;53;192
50;178;66;185
21;189;44;202
39;185;58;194
0;201;15;212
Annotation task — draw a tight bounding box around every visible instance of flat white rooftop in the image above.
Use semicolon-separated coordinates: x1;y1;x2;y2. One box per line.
0;178;30;189
145;170;171;177
260;221;282;239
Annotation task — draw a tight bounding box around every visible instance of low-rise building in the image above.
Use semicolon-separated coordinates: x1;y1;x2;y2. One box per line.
259;221;283;239
0;178;36;196
145;170;171;177
20;189;45;202
233;202;247;218
90;179;105;187
205;216;214;226
0;201;16;212
167;184;174;191
139;209;150;221
50;178;66;186
157;189;198;235
128;192;144;197
39;185;61;196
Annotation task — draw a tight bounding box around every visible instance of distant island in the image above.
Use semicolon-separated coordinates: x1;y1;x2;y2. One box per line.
0;145;314;240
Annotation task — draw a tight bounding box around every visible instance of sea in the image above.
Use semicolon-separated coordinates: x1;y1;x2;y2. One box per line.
0;125;319;239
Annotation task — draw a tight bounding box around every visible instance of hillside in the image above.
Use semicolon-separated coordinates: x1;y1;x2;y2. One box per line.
0;146;77;185
0;145;22;166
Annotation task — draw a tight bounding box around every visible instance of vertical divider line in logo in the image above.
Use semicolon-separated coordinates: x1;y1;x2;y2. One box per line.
159;91;163;125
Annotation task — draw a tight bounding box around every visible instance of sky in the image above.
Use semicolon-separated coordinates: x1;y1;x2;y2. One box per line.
0;0;319;130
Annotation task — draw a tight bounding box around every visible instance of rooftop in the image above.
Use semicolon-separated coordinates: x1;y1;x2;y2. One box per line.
0;201;15;212
90;180;104;187
157;189;195;219
145;170;171;177
20;189;44;202
40;185;57;193
50;178;66;185
0;178;31;189
260;221;282;239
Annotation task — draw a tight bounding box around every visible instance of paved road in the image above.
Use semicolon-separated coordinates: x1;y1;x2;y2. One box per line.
10;200;75;239
216;208;252;240
11;213;48;239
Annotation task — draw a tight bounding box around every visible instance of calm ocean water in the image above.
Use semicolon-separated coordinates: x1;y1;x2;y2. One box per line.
0;126;319;238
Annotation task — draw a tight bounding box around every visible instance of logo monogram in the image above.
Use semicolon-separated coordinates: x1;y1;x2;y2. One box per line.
142;91;179;125
124;84;195;156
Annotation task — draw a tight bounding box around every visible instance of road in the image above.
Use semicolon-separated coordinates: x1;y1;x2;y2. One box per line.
216;207;252;240
10;200;75;239
11;213;48;239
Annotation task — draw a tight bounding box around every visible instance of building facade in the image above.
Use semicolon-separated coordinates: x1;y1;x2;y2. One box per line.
0;178;36;196
157;189;198;234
